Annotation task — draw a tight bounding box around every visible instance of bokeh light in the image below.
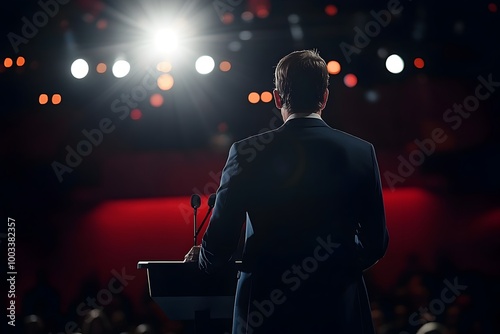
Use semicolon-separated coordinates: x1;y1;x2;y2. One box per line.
157;74;174;91
327;60;341;75
248;92;260;104
195;56;215;75
96;63;107;73
260;91;273;103
150;94;164;108
343;74;358;88
112;60;131;78
16;56;26;66
386;54;405;74
221;13;234;24
219;61;232;72
156;61;172;73
488;3;497;12
4;58;13;68
241;11;254;21
154;29;179;53
39;94;48;105
71;59;89;79
130;109;143;120
414;57;425;69
325;5;338;16
52;94;62;105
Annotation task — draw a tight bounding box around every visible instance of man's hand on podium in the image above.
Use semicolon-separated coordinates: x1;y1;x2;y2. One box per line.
183;245;201;263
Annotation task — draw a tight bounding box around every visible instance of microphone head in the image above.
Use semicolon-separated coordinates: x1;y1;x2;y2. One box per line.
208;193;216;208
191;194;201;209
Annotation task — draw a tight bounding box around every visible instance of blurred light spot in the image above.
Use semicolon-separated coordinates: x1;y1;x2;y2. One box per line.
365;90;379;102
16;56;26;66
377;48;388;59
327;60;341;75
112;60;130;78
260;91;273;103
239;30;252;40
343;74;358;88
39;94;49;105
96;63;107;73
414;57;425;69
222;12;234;24
157;61;172;73
488;3;497;12
96;18;107;30
195;55;215;74
71;58;89;79
228;41;242;52
220;61;232;72
256;8;270;18
241;11;254;21
130;108;142;120
150;94;164;107
157;74;174;90
154;29;179;54
288;14;300;24
52;94;62;105
248;92;260;104
4;58;13;68
325;5;338;16
386;54;404;74
83;13;95;23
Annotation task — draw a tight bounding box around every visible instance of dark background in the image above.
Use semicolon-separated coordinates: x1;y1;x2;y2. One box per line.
1;0;499;333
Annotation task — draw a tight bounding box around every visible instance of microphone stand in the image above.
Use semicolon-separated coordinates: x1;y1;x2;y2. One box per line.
195;207;213;243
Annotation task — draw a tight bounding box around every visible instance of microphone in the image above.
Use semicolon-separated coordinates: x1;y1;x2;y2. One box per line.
191;194;201;246
195;193;216;242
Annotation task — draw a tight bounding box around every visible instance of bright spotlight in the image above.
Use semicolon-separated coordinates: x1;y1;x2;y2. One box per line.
112;60;131;78
71;59;89;79
195;56;215;75
154;29;179;53
386;54;404;74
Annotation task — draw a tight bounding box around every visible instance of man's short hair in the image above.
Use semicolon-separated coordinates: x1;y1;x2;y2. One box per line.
274;49;329;113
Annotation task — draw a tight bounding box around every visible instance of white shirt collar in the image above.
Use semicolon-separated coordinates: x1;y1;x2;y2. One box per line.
285;112;322;123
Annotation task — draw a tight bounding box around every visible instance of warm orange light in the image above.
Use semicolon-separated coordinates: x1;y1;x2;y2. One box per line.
325;5;338;16
222;12;234;24
130;109;142;120
52;94;62;105
157;74;174;91
343;73;358;88
96;63;107;73
96;18;108;30
260;91;273;103
16;56;26;66
156;61;172;73
327;60;341;75
39;94;49;105
248;92;260;104
414;57;425;69
219;61;232;72
4;58;13;68
150;93;164;107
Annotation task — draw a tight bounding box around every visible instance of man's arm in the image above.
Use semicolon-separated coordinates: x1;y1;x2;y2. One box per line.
199;143;246;273
357;145;389;271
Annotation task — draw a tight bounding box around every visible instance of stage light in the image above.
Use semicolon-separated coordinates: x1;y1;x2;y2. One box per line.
157;74;174;91
195;56;215;75
52;94;62;105
39;94;48;105
261;91;273;103
220;61;231;72
239;30;253;41
488;3;497;13
154;29;179;54
131;109;142;120
343;74;358;88
71;59;89;79
248;92;260;104
112;60;131;78
325;5;338;16
414;57;425;69
4;58;13;68
16;56;25;66
221;13;234;24
156;61;172;73
241;11;254;21
228;41;242;52
386;54;404;74
365;90;379;102
327;60;341;75
96;63;107;73
150;93;164;107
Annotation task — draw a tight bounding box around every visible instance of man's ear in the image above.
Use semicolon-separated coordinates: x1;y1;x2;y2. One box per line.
320;89;329;110
273;89;282;109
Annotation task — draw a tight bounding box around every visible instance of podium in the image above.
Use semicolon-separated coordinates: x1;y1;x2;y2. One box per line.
137;261;240;334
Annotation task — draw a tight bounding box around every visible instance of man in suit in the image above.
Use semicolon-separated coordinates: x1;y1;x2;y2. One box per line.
197;49;389;333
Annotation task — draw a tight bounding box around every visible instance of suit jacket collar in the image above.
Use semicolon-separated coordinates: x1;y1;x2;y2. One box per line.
281;117;329;129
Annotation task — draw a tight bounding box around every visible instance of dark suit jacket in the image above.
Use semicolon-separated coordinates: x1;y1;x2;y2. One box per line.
199;117;389;334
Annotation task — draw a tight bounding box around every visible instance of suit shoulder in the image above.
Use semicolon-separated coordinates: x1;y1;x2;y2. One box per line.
329;128;374;150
